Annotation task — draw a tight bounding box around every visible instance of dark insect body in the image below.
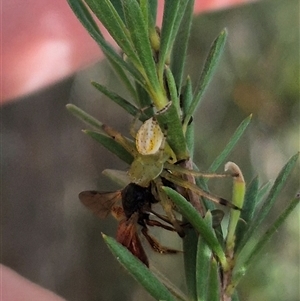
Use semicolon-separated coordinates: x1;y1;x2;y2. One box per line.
79;183;179;266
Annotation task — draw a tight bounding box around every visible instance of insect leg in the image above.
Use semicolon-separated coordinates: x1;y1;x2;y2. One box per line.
146;218;177;232
154;177;186;237
165;162;233;179
141;226;181;254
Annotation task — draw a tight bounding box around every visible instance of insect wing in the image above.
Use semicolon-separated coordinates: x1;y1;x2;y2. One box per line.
116;215;149;266
79;190;122;218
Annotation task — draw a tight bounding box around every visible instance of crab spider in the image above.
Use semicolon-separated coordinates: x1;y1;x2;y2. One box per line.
100;105;240;208
102;102;177;187
102;103;240;239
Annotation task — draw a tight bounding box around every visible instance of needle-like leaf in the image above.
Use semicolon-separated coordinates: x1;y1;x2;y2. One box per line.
232;194;300;286
207;257;220;301
158;0;189;81
181;77;195;157
183;228;198;301
67;0;141;96
196;213;213;301
84;130;133;165
208;114;252;173
85;0;141;66
91;82;139;117
183;29;228;129
66;104;103;130
162;187;229;271
235;177;259;250
236;153;299;254
122;0;161;95
170;0;194;94
102;234;177;301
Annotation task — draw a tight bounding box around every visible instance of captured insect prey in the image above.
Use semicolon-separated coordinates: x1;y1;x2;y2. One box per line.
79;183;180;267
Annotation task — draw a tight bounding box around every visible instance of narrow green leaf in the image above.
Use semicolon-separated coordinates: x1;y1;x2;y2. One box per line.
193;115;252;212
84;130;133;164
207;257;220;301
69;0;101;33
110;0;125;22
122;0;161;92
208;114;252;173
158;0;188;80
183;29;228;129
67;0;143;94
66;104;103;130
196;214;213;301
257;181;272;202
139;0;149;29
235;177;259;250
156;102;189;161
183;228;198;301
196;237;211;301
242;177;260;221
158;0;180;73
233;195;300;285
165;66;180;115
147;0;157;29
135;82;153;111
162;187;228;270
181;77;194;157
66;104;135;164
91;81;139;117
102;234;176;301
150;266;189;301
85;0;141;66
165;0;189;36
108;59;139;98
170;0;194;93
181;77;193;117
236;153;299;254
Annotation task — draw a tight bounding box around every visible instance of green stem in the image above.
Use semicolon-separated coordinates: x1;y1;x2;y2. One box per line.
225;162;245;254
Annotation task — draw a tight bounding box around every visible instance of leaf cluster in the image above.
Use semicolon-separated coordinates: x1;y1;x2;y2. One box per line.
66;1;299;300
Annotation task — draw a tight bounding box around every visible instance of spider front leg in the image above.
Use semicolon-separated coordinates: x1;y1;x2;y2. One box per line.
161;170;241;210
101;123;138;157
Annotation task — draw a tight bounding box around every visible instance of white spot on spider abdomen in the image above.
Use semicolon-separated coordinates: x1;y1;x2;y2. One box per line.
136;118;164;155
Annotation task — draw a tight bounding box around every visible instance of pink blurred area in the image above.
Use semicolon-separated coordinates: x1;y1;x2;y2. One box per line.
1;265;66;301
1;0;255;103
2;1;101;103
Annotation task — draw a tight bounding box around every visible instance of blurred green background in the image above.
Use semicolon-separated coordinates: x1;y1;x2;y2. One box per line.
2;0;299;300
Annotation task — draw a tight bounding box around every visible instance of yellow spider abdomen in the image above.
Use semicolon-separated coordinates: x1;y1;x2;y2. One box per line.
136;118;164;155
